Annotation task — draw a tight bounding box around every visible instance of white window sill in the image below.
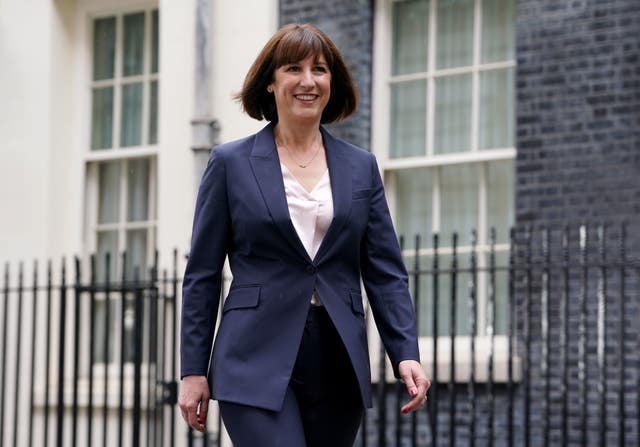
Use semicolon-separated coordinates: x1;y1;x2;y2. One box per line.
31;363;165;409
370;335;522;384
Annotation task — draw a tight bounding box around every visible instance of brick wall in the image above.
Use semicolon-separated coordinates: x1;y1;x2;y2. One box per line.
279;0;373;150
275;1;640;446
516;2;640;445
516;0;640;227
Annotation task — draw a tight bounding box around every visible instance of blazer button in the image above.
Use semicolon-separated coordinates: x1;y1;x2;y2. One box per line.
306;265;317;274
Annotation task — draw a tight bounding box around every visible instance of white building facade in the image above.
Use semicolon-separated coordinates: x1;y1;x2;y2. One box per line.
1;1;277;445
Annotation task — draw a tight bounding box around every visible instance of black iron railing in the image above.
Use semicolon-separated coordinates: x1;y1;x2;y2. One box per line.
355;223;640;447
1;223;639;447
0;251;181;447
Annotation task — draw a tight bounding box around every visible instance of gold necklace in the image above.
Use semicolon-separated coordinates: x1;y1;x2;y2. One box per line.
276;137;323;168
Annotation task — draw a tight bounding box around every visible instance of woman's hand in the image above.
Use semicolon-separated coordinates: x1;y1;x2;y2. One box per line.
178;375;210;432
398;360;431;414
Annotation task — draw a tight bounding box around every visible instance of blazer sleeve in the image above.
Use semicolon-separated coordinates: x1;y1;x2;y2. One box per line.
180;148;231;379
360;153;421;378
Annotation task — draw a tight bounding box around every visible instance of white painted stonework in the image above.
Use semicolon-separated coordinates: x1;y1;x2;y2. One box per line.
0;0;277;445
0;0;277;265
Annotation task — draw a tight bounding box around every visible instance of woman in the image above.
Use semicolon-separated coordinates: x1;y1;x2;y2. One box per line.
179;23;430;446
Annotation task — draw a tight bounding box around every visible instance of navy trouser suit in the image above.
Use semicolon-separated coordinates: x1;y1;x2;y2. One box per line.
181;123;420;445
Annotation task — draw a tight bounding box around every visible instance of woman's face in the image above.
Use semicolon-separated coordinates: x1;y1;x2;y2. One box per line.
268;53;331;124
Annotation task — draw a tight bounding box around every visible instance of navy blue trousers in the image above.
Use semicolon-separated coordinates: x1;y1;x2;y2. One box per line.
219;305;364;446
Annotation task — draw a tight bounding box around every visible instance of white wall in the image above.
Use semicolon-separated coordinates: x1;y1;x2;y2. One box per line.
0;2;279;445
0;0;58;263
49;0;84;261
211;0;278;143
0;7;77;447
154;0;197;268
156;0;278;266
0;0;278;268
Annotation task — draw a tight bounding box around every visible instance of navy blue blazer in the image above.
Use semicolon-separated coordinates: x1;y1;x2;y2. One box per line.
181;123;420;411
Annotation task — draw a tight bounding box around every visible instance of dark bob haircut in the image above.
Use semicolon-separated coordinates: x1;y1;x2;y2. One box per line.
236;23;358;123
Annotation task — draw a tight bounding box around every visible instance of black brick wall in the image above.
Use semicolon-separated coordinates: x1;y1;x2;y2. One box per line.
279;0;373;150
516;0;640;227
358;385;525;447
516;2;640;446
274;1;640;446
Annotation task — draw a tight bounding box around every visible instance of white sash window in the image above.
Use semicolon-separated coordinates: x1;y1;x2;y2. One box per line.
85;8;159;364
374;0;516;339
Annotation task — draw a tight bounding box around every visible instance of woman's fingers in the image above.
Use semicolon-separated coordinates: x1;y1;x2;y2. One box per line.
187;401;206;432
401;385;424;413
398;360;431;414
199;398;209;427
183;397;207;432
401;375;430;413
180;406;188;426
179;375;209;432
400;372;418;397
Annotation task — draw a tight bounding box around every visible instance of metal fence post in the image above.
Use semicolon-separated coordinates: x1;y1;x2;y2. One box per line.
56;259;67;447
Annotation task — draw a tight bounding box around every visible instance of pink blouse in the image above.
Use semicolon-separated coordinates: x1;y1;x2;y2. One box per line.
281;163;334;305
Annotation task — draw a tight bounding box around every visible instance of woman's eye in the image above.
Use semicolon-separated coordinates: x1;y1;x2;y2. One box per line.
314;66;327;72
286;66;300;72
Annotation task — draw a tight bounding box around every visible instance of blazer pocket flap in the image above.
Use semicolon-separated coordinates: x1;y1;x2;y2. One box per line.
350;290;365;315
223;286;261;313
352;188;372;200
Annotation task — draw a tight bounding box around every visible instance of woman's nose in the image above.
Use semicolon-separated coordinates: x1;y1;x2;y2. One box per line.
299;69;314;87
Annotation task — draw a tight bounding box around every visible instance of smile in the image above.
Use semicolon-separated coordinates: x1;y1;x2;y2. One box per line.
294;94;318;101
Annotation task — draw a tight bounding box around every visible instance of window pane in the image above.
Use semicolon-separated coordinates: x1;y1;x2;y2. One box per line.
93;17;115;81
96;231;118;283
416;255;471;336
482;0;515;63
390;80;426;158
93;299;116;363
440;163;479;246
405;255;434;337
487;159;514;244
91;87;114;150
121;292;151;364
123;12;145;76
120;83;143;147
149;81;158;144
392;0;429;75
127;158;150;222
486;251;509;336
409;252;478;337
98;162;120;224
126;229;148;280
436;0;474;69
434;74;472;154
123;294;136;363
396;169;432;248
151;10;159;73
479;68;515;149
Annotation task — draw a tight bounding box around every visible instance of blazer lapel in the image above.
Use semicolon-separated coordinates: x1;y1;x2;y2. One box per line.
249;123;312;264
314;126;352;263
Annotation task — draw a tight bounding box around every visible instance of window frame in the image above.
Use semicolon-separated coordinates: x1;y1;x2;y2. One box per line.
371;0;519;382
83;5;160;371
375;0;517;163
84;5;159;269
85;157;158;276
86;7;160;154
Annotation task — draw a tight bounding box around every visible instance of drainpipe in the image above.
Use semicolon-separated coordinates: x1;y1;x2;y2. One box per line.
191;0;219;190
